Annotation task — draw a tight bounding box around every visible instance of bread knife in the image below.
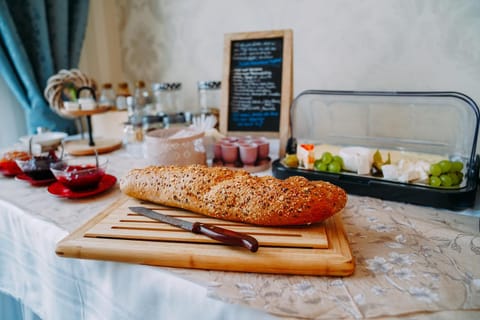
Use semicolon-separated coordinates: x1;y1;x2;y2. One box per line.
129;206;259;252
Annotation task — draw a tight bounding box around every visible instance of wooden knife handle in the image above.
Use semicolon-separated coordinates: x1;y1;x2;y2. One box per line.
192;223;259;252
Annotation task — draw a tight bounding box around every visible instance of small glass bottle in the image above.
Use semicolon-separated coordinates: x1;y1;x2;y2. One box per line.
123;121;144;157
116;82;131;110
134;80;153;115
124;95;144;153
197;80;221;127
98;83;116;109
126;96;136;122
123;122;143;144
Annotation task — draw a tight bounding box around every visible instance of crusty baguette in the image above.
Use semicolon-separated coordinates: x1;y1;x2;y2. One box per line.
119;165;347;226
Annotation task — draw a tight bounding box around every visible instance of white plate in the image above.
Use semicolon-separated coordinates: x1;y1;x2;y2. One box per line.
20;132;68;147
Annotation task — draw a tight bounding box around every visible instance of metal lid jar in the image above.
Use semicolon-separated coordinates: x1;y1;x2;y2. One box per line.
152;82;182;116
197;81;221;114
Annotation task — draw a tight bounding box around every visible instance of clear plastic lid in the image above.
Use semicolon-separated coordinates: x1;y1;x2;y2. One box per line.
290;91;480;166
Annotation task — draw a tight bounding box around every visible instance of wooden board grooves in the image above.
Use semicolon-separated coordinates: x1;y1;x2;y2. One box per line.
56;196;355;276
112;224;304;238
96;206;329;248
90;234;316;250
111;226;186;232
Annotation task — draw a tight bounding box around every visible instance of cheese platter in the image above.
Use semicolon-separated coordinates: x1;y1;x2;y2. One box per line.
273;90;480;210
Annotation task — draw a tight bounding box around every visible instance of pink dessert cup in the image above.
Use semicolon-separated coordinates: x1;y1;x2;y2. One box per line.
220;143;239;164
238;143;258;166
253;138;270;160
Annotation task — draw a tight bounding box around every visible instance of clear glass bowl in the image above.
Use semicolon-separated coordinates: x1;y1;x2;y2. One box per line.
50;157;108;190
16;151;60;180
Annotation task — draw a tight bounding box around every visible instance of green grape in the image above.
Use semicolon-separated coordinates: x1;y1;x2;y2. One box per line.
321;152;333;164
438;160;452;174
450;161;464;173
449;172;460;186
457;171;464;181
333;155;344;168
314;160;327;171
319;163;328;171
455;172;464;185
327;161;342;173
429;164;442;177
429;176;441;187
440;174;452;187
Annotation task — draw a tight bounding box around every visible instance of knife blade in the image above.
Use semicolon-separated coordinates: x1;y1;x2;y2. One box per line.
129;206;259;252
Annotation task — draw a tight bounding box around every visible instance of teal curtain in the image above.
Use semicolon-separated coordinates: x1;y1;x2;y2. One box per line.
0;291;41;320
0;0;90;134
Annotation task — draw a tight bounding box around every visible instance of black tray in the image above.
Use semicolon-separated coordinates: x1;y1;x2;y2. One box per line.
272;156;479;210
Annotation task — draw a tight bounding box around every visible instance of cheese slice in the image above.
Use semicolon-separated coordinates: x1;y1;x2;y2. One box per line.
297;144;315;169
339;147;373;175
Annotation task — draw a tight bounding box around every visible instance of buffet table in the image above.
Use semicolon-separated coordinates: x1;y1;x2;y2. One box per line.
1;146;480;319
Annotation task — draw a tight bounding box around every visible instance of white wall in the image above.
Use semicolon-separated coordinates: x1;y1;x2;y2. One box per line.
110;0;480;107
4;1;480;148
81;0;480;148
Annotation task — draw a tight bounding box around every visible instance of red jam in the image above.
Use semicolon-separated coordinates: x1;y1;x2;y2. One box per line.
21;151;59;180
57;165;105;190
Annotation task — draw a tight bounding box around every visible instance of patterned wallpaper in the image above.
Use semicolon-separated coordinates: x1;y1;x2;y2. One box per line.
114;0;480;113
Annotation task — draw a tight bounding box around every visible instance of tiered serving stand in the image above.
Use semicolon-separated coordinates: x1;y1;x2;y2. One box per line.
44;69;122;156
57;108;122;156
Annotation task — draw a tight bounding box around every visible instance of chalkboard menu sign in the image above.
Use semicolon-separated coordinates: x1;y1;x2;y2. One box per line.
220;30;293;157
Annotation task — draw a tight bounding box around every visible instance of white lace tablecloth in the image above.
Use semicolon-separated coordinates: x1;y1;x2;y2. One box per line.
1;147;479;319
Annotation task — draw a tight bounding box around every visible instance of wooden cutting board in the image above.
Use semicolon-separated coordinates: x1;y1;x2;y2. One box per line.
56;196;355;276
63;138;122;156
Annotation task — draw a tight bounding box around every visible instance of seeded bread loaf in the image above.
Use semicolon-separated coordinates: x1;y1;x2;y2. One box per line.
119;165;347;226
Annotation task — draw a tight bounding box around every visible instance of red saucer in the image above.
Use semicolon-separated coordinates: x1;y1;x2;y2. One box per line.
0;162;22;177
15;173;56;186
47;174;117;199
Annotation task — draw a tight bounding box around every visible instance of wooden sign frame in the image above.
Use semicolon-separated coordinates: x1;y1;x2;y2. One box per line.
220;29;293;158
